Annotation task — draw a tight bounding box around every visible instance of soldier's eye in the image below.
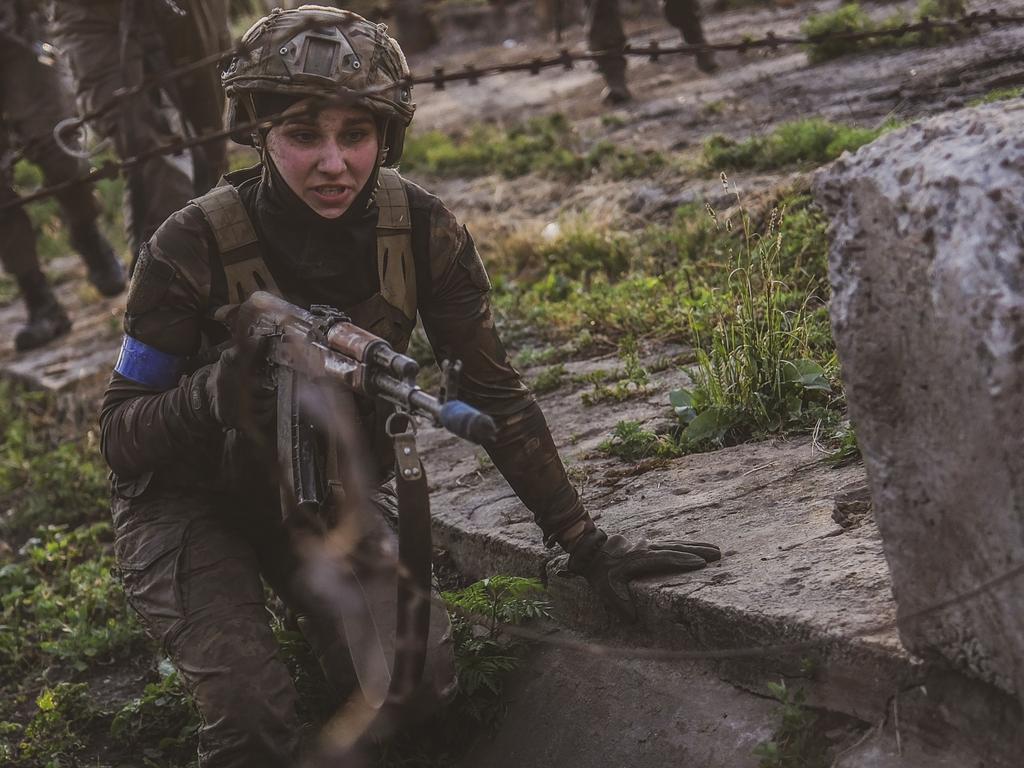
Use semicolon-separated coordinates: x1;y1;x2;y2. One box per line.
288;130;318;144
344;130;368;144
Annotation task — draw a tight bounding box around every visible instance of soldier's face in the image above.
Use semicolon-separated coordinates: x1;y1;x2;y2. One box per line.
266;102;379;219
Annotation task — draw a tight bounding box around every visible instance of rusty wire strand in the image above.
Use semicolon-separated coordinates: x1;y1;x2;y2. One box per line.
2;10;1022;213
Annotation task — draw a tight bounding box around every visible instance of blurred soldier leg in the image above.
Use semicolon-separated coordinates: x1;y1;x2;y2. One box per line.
159;0;231;189
0;7;126;351
50;0;203;256
585;0;631;104
0;147;72;351
663;0;718;73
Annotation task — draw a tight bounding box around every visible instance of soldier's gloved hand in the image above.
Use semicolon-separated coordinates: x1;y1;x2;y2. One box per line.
192;336;276;432
566;528;721;622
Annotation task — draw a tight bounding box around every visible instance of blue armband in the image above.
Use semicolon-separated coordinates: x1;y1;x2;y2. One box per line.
114;335;183;391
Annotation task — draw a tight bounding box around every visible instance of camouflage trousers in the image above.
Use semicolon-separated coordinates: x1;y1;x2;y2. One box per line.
587;0;706;79
50;0;229;256
0;18;99;277
111;479;456;768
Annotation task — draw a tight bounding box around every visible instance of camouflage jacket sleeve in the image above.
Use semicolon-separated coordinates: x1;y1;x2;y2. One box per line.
99;205;221;479
417;196;588;546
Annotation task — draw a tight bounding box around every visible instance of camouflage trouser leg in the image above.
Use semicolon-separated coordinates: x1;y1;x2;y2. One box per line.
112;482;455;768
585;0;627;81
159;0;231;189
663;0;705;44
112;486;302;768
50;0;195;255
0;29;98;276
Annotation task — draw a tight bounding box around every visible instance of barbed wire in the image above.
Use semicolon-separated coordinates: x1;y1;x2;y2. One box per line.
4;9;1023;213
2;9;1022;214
415;11;1024;88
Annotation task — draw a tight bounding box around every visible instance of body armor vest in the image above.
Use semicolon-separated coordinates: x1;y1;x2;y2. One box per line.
192;167;418;484
191;166;417;353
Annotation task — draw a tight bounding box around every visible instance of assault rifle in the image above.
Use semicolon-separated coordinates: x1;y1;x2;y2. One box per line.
216;290;496;714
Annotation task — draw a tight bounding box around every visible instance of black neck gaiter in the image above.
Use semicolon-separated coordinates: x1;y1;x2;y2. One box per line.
251;151;381;309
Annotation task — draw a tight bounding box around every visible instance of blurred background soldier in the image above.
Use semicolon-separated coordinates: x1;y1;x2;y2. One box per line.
589;0;718;104
50;0;231;258
0;0;125;351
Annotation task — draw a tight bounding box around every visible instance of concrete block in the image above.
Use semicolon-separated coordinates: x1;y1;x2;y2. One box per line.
815;99;1024;698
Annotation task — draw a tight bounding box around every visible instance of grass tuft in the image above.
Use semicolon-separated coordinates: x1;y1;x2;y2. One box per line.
703;119;882;172
402;114;668;181
802;0;965;64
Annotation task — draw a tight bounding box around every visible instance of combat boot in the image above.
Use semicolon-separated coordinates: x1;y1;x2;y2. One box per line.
601;70;632;105
14;270;72;352
695;49;719;74
69;222;126;297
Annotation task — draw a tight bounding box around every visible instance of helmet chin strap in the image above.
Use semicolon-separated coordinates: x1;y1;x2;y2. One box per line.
377;117;392;167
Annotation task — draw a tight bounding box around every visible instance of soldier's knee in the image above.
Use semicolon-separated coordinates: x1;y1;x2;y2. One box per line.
192;663;302;768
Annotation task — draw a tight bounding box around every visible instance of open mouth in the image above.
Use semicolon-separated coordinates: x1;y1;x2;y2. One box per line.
311;185;350;201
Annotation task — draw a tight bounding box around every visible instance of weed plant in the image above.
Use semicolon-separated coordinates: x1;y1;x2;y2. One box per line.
580;336;651;406
442;576;550;725
670;197;838;450
754;680;828;768
530;363;568;394
376;577;551;766
598;420;686;461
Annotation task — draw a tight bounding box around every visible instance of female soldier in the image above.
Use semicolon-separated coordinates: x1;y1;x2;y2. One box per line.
100;7;720;766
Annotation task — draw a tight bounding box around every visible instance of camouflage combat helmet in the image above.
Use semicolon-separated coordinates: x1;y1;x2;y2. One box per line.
222;4;415;166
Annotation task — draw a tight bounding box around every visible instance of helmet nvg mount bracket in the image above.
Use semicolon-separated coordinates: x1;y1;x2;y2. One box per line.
222;5;415;166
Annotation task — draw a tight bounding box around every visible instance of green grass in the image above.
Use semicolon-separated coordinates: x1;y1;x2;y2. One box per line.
401;114;668;181
0;384;108;538
802;0;965;65
530;363;568;394
492;194;833;359
968;85;1024;106
586;195;841;461
703;119;883;172
669;199;840;450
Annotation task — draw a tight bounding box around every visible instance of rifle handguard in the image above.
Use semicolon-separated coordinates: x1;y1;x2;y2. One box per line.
440;400;497;444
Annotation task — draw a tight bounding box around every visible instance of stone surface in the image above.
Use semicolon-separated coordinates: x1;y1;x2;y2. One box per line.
419;354;905;718
458;628;986;768
814;98;1024;699
0;255;123;396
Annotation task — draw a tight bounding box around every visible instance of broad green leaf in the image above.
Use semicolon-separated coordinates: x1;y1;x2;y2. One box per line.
685;407;728;444
669;388;697;423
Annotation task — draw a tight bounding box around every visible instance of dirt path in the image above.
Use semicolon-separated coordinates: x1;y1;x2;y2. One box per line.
408;0;1024;237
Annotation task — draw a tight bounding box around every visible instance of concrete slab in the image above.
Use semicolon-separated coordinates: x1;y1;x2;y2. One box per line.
418;352;1022;764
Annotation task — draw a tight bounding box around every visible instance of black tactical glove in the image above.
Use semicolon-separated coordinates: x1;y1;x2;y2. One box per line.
566;528;721;622
191;336;276;433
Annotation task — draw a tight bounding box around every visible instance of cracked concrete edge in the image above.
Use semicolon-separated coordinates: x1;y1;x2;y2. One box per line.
432;514;1024;766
